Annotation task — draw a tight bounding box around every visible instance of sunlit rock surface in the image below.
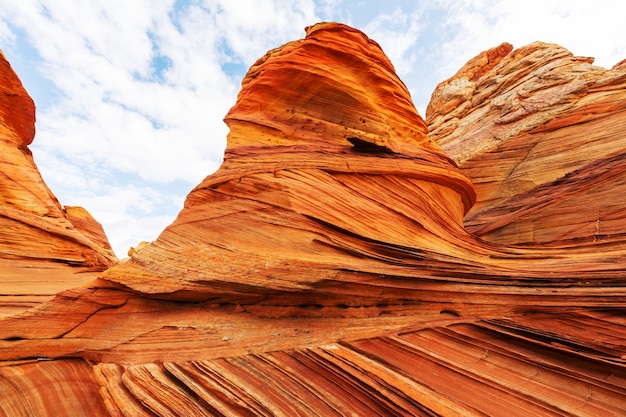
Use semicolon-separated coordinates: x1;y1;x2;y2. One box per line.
428;42;626;245
103;21;477;301
0;52;117;317
2;23;626;416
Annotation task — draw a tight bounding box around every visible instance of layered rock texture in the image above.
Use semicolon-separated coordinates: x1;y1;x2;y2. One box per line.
427;41;626;245
0;51;117;317
2;23;626;416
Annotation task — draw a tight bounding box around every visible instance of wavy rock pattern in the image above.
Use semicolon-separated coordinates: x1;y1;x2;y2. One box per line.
1;23;626;416
428;42;626;245
103;22;477;301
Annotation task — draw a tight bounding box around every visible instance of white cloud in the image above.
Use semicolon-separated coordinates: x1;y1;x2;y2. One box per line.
215;0;318;64
363;8;423;76
436;0;626;79
0;19;13;46
315;0;345;21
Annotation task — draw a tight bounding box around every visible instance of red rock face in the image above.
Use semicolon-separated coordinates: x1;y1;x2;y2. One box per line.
2;23;626;416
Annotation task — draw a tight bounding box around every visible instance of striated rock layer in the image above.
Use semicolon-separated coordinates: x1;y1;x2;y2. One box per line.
103;22;478;302
0;52;117;317
2;23;626;416
428;41;626;245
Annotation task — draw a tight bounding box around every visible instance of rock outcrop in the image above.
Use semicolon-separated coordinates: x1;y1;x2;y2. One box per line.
0;52;117;317
428;42;626;245
2;23;626;416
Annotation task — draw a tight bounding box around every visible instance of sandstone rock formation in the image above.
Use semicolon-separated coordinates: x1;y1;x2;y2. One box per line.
0;52;117;317
2;23;626;416
427;42;626;245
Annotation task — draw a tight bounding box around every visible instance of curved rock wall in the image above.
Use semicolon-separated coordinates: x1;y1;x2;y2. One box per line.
103;22;477;300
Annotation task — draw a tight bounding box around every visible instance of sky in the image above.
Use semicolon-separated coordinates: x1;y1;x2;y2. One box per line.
0;0;625;258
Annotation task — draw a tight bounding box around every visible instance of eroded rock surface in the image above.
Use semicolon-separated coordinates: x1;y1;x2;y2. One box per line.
0;52;117;317
1;23;626;416
103;22;477;301
428;42;626;245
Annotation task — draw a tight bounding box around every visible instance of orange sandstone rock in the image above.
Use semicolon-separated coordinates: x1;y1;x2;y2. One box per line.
428;42;626;245
0;359;108;416
0;51;117;316
2;23;626;416
102;22;478;301
227;23;437;155
64;205;115;255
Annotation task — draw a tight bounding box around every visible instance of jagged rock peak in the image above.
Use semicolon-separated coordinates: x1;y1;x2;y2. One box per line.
0;49;35;147
427;41;613;162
